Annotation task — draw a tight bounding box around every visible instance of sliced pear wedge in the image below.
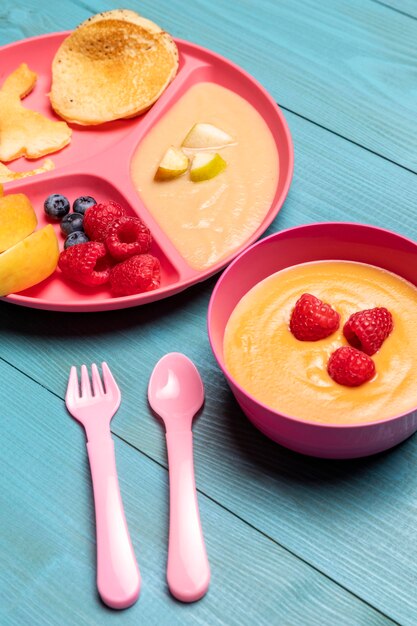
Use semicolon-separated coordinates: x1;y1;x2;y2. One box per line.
182;123;234;150
154;146;189;181
190;152;227;182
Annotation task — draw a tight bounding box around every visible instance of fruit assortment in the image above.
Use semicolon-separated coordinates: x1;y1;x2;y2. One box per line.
289;293;393;387
154;123;233;182
42;194;161;297
0;183;161;298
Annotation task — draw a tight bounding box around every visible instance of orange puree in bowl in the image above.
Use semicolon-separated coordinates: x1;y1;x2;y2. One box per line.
223;261;417;425
131;82;278;270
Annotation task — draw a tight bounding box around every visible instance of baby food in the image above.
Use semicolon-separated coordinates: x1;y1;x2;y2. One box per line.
131;82;279;270
223;260;417;424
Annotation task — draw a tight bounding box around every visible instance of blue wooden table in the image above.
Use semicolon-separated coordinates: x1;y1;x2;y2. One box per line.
2;1;417;624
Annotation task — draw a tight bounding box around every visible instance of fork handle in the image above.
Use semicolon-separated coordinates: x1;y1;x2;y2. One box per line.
165;430;210;602
87;437;141;609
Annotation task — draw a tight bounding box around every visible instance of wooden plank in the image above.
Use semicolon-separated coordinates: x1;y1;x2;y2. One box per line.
0;361;394;626
1;0;417;623
1;0;417;171
1;108;417;624
377;1;417;19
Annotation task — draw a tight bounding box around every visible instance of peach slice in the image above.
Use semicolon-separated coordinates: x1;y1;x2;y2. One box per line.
0;192;38;253
0;224;59;296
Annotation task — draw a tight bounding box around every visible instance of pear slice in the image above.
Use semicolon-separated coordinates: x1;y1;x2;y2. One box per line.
182;123;234;150
154;146;189;180
190;152;227;182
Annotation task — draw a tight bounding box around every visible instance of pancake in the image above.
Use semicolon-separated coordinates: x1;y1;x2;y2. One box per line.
0;64;71;161
50;9;179;125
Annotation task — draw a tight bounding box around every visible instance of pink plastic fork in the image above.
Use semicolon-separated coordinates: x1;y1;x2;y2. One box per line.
65;362;141;609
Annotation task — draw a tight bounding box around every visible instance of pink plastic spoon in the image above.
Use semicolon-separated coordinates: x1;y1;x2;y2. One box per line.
148;352;210;602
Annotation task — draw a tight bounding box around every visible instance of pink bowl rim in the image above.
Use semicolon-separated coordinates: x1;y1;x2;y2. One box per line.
208;220;417;431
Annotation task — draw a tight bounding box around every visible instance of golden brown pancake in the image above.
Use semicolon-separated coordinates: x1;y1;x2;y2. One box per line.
50;9;179;125
0;63;71;161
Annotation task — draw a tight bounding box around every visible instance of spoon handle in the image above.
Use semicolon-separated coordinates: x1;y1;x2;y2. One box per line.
165;430;210;602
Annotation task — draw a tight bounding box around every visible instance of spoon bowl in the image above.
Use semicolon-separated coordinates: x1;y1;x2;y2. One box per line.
148;352;204;428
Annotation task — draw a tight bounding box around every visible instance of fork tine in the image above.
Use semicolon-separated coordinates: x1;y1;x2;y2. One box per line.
91;363;104;397
66;365;80;404
81;364;92;399
102;362;121;406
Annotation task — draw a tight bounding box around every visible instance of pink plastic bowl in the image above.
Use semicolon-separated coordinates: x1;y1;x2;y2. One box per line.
208;222;417;459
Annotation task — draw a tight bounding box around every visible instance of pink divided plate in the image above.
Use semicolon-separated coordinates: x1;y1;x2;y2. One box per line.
0;32;293;312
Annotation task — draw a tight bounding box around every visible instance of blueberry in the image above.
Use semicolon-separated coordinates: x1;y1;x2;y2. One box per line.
73;195;97;215
44;194;70;220
60;212;84;236
64;231;90;249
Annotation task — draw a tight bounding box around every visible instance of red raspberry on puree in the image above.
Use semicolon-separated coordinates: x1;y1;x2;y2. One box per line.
327;346;375;387
110;254;161;296
58;241;112;286
343;307;393;355
289;293;340;341
105;216;152;261
83;200;127;242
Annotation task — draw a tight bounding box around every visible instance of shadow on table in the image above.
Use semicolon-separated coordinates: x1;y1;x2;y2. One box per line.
207;377;415;489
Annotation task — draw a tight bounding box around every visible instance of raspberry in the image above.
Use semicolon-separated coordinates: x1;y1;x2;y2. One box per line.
58;241;113;286
105;216;152;261
343;307;393;355
110;254;161;296
289;293;340;341
327;346;376;387
83;200;127;242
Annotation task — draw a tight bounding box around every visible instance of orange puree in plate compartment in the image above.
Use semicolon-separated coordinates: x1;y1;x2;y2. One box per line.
223;261;417;425
131;82;279;270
